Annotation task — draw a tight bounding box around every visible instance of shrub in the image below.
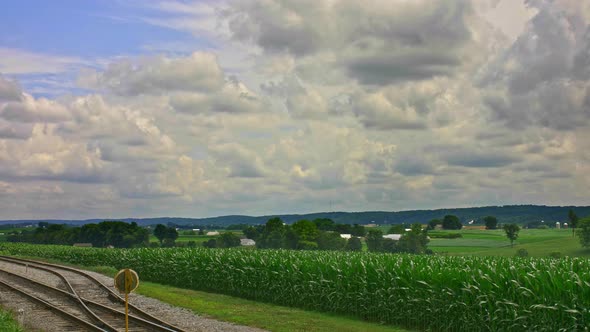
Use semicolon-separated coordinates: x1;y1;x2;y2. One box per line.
345;237;362;251
516;248;529;257
297;240;318;250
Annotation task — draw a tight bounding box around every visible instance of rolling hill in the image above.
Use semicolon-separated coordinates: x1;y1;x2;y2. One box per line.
1;204;589;227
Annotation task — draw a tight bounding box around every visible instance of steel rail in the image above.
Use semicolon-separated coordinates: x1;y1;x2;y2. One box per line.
0;255;186;332
0;278;107;332
0;268;178;332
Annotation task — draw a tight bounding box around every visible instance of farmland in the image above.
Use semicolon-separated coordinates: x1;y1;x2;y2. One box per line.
1;242;589;331
428;228;589;257
148;230;245;246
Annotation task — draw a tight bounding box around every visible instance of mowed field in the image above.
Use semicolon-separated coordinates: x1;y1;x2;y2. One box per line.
428;228;590;257
149;230;244;245
4;226;589;258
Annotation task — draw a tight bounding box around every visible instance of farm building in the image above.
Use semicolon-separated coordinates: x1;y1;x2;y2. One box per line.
240;239;256;246
206;231;220;236
340;234;352;239
383;234;402;241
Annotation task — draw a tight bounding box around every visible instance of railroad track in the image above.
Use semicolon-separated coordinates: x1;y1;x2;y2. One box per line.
0;255;186;332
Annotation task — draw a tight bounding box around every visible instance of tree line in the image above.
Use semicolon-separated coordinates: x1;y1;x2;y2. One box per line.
7;221;149;248
205;217;430;254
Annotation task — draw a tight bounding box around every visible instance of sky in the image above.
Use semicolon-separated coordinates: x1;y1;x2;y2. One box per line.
0;0;589;219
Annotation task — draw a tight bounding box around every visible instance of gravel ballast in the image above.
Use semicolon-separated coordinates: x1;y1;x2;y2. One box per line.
0;259;268;332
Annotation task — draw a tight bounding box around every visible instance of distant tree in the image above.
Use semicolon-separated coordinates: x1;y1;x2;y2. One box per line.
351;224;366;237
257;218;287;249
166;227;179;242
381;238;398;253
79;223;103;247
397;223;430;254
366;229;383;252
292;219;320;245
313;218;335;231
284;227;298;249
226;224;251;231
297;240;318;250
388;224;406;234
152;224;178;247
216;232;241;248
577;217;590;248
266;230;287;249
153;224;168;245
484;216;498;230
265;217;285;233
334;223;352;234
442;215;462;230
317;231;346;250
203;239;217;248
427;219;441;230
345;237;362;251
162;238;176;247
243;226;261;241
503;223;520;247
569;209;579;236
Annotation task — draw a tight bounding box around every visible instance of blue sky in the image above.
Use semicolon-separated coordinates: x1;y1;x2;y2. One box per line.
0;1;200;58
0;1;219;98
0;0;589;219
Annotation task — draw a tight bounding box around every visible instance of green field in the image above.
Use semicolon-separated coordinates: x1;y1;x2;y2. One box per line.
2;242;589;331
428;228;590;257
148;230;244;245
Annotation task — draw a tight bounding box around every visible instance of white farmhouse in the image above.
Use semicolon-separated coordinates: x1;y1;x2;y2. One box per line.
383;234;402;241
340;234;352;239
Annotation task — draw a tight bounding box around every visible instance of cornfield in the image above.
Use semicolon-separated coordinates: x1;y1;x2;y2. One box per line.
1;243;589;331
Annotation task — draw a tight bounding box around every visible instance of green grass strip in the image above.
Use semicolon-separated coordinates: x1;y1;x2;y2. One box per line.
0;308;24;332
136;281;410;332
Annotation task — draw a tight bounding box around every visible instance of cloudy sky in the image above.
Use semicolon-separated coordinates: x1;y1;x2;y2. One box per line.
0;0;588;219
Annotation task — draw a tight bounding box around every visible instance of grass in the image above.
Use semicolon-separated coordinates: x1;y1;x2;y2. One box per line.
0;308;23;332
149;230;244;245
428;228;590;257
136;281;409;332
3;257;410;332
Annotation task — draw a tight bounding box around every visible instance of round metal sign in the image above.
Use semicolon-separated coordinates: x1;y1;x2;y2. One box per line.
114;269;139;294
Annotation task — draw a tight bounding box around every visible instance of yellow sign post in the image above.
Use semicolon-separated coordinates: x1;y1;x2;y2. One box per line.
114;269;139;332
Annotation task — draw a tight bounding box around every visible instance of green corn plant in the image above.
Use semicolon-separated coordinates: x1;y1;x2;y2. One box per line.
1;242;589;331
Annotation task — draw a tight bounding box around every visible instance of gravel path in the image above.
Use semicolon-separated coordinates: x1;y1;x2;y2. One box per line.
0;260;268;332
85;269;268;332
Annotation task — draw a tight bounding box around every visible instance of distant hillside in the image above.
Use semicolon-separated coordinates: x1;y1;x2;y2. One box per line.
1;205;589;228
